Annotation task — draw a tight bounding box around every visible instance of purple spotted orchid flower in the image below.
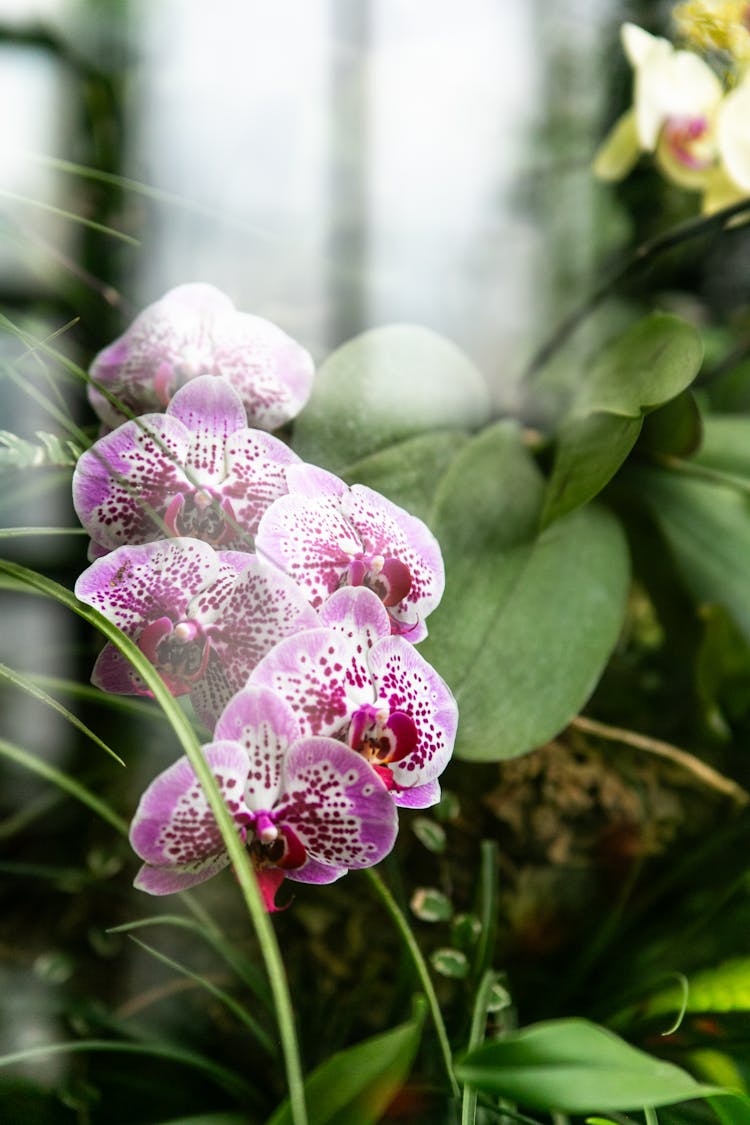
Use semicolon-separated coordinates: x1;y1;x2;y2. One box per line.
130;685;398;909
256;464;444;642
88;283;315;432
74;538;318;728
248;587;457;809
73;375;300;559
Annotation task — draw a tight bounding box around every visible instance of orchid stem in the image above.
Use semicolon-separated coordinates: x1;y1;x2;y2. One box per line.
365;867;460;1100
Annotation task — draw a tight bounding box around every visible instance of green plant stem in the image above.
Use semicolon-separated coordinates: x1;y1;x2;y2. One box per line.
473;840;499;981
365;866;460;1100
522;195;750;381
461;970;500;1125
0;560;309;1125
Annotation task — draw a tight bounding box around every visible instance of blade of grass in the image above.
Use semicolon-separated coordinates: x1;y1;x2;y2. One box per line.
0;660;125;766
0;187;140;245
0;526;87;538
0;559;309;1125
0;735;128;836
25;674;173;721
0;1039;252;1102
109;914;270;1007
127;934;275;1055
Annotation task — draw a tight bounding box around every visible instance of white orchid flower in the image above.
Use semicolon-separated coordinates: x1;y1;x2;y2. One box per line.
595;23;723;190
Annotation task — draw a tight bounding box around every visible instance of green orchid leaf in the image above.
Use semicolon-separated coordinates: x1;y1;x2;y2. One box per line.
638;390;703;457
266;1000;425;1125
343;429;469;526
542;411;642;527
293;325;491;474
708;1091;750;1125
694;415;750;479
455;1018;718;1111
583;314;704;417
542;314;704;526
421;423;629;760
627;465;750;644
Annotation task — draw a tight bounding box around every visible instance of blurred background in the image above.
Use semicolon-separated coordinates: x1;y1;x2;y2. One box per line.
3;2;750;1122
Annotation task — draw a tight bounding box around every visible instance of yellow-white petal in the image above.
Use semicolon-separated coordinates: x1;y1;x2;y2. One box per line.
701;165;747;214
718;79;750;191
621;22;664;68
593;110;640;181
636;48;723;150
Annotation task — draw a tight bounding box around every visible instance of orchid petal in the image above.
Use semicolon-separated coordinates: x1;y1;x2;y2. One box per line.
222;428;300;539
286;856;348;885
279;737;398;869
75;539;219;634
72;414;190;551
368;636;458;790
214;685;300;809
249;627;373;739
167;375;246;486
256;473;444;640
130;742;250;894
207;557;318;693
255;491;358;609
718;79;750;192
88;283;314;431
621;21;662;68
318;587;392;647
188;652;235;732
91;642;147;696
390;778;441;809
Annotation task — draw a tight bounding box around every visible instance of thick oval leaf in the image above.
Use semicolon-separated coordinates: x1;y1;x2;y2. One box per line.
584;313;704;418
293;325;491;474
455;1018;717;1111
343;430;470;526
541;411;641;527
265;1003;424;1125
627;465;750;644
542;315;704;526
637;390;703;457
694;415;750;478
422;424;629;759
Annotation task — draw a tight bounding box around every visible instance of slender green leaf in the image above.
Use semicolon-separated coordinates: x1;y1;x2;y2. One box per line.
0;1039;252;1101
455;1018;718;1111
293;325;491;474
109;915;270;1006
422;425;629;759
0;661;125;766
0;187;139;244
266;1001;425;1125
0;525;87;537
0;736;128;836
127;935;274;1055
